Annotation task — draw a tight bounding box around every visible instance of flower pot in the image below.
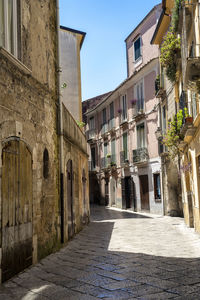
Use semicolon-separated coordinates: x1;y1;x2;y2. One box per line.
185;117;193;124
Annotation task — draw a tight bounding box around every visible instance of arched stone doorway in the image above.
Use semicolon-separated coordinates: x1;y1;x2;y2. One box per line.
67;159;74;239
1;138;33;281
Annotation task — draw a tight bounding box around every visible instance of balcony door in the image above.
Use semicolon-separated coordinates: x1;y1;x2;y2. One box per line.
91;147;96;170
139;175;150;211
137;123;145;148
123;132;128;160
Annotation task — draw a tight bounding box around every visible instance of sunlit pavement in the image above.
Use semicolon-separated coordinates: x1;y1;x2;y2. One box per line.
1;205;200;300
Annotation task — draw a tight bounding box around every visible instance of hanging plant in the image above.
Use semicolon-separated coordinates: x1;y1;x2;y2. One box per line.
130;99;137;105
171;0;181;33
160;27;181;82
117;108;122;114
163;109;185;158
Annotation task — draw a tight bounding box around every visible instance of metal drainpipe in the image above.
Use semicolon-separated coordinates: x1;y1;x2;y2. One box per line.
56;0;64;243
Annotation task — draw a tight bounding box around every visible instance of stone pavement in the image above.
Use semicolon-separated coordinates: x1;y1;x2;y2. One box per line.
1;206;200;300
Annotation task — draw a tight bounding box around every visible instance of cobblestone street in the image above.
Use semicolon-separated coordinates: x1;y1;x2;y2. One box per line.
1;205;200;300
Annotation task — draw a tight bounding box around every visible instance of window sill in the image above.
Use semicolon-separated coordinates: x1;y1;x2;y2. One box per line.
155;198;161;203
134;56;143;68
0;47;32;75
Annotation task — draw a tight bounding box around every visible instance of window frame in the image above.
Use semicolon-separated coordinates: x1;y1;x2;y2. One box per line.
121;94;127;122
134;80;144;113
0;0;18;58
136;122;146;149
133;36;142;62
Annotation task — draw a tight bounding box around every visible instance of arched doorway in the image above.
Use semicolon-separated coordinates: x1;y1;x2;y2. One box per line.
67;159;74;239
1;139;33;281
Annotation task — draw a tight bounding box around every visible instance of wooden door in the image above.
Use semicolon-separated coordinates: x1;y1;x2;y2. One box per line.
1;140;32;282
139;175;150;211
67;160;74;239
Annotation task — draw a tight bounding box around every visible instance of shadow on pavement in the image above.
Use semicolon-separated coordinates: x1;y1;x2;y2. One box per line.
0;206;200;300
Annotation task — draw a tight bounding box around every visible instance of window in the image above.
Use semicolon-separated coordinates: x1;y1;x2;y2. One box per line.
111;139;116;163
135;81;144;113
110;102;114;120
121;95;127;122
123;132;128;160
104;142;108;157
154;173;161;200
0;0;18;57
162;105;166;134
43;148;49;179
89;116;95;130
192;92;197;119
137;123;145;148
134;37;141;61
102;108;107;124
91;147;96;170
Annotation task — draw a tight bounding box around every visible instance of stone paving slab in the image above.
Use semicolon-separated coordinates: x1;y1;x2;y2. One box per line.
1;205;200;299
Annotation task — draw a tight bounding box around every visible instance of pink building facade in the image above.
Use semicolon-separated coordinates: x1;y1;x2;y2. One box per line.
85;4;163;214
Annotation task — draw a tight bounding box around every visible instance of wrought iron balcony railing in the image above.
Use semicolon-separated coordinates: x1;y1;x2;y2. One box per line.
101;157;109;169
133;147;149;164
101;123;108;136
120;150;129;165
109;118;115;131
86;129;97;141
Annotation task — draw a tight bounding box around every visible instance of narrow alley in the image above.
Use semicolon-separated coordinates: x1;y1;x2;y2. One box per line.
1;206;200;300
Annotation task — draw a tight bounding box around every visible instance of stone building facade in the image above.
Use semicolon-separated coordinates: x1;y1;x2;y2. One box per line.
0;0;89;282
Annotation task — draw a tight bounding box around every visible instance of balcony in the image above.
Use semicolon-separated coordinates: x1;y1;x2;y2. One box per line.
155;74;166;99
120;151;129;167
86;129;97;142
108;118;116;134
101;155;117;171
133;147;149;164
134;108;145;122
101;157;109;170
88;160;97;172
184;44;200;90
101;123;108;138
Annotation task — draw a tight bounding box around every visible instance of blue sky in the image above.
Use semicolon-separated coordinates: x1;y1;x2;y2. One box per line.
59;0;161;101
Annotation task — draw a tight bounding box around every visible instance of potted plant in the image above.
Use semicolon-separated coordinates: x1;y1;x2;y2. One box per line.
184;107;193;124
117;108;122;114
130;99;137;106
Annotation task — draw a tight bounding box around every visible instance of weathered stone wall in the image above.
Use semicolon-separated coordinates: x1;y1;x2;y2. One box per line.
0;0;90;282
0;0;60;276
62;105;89;242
